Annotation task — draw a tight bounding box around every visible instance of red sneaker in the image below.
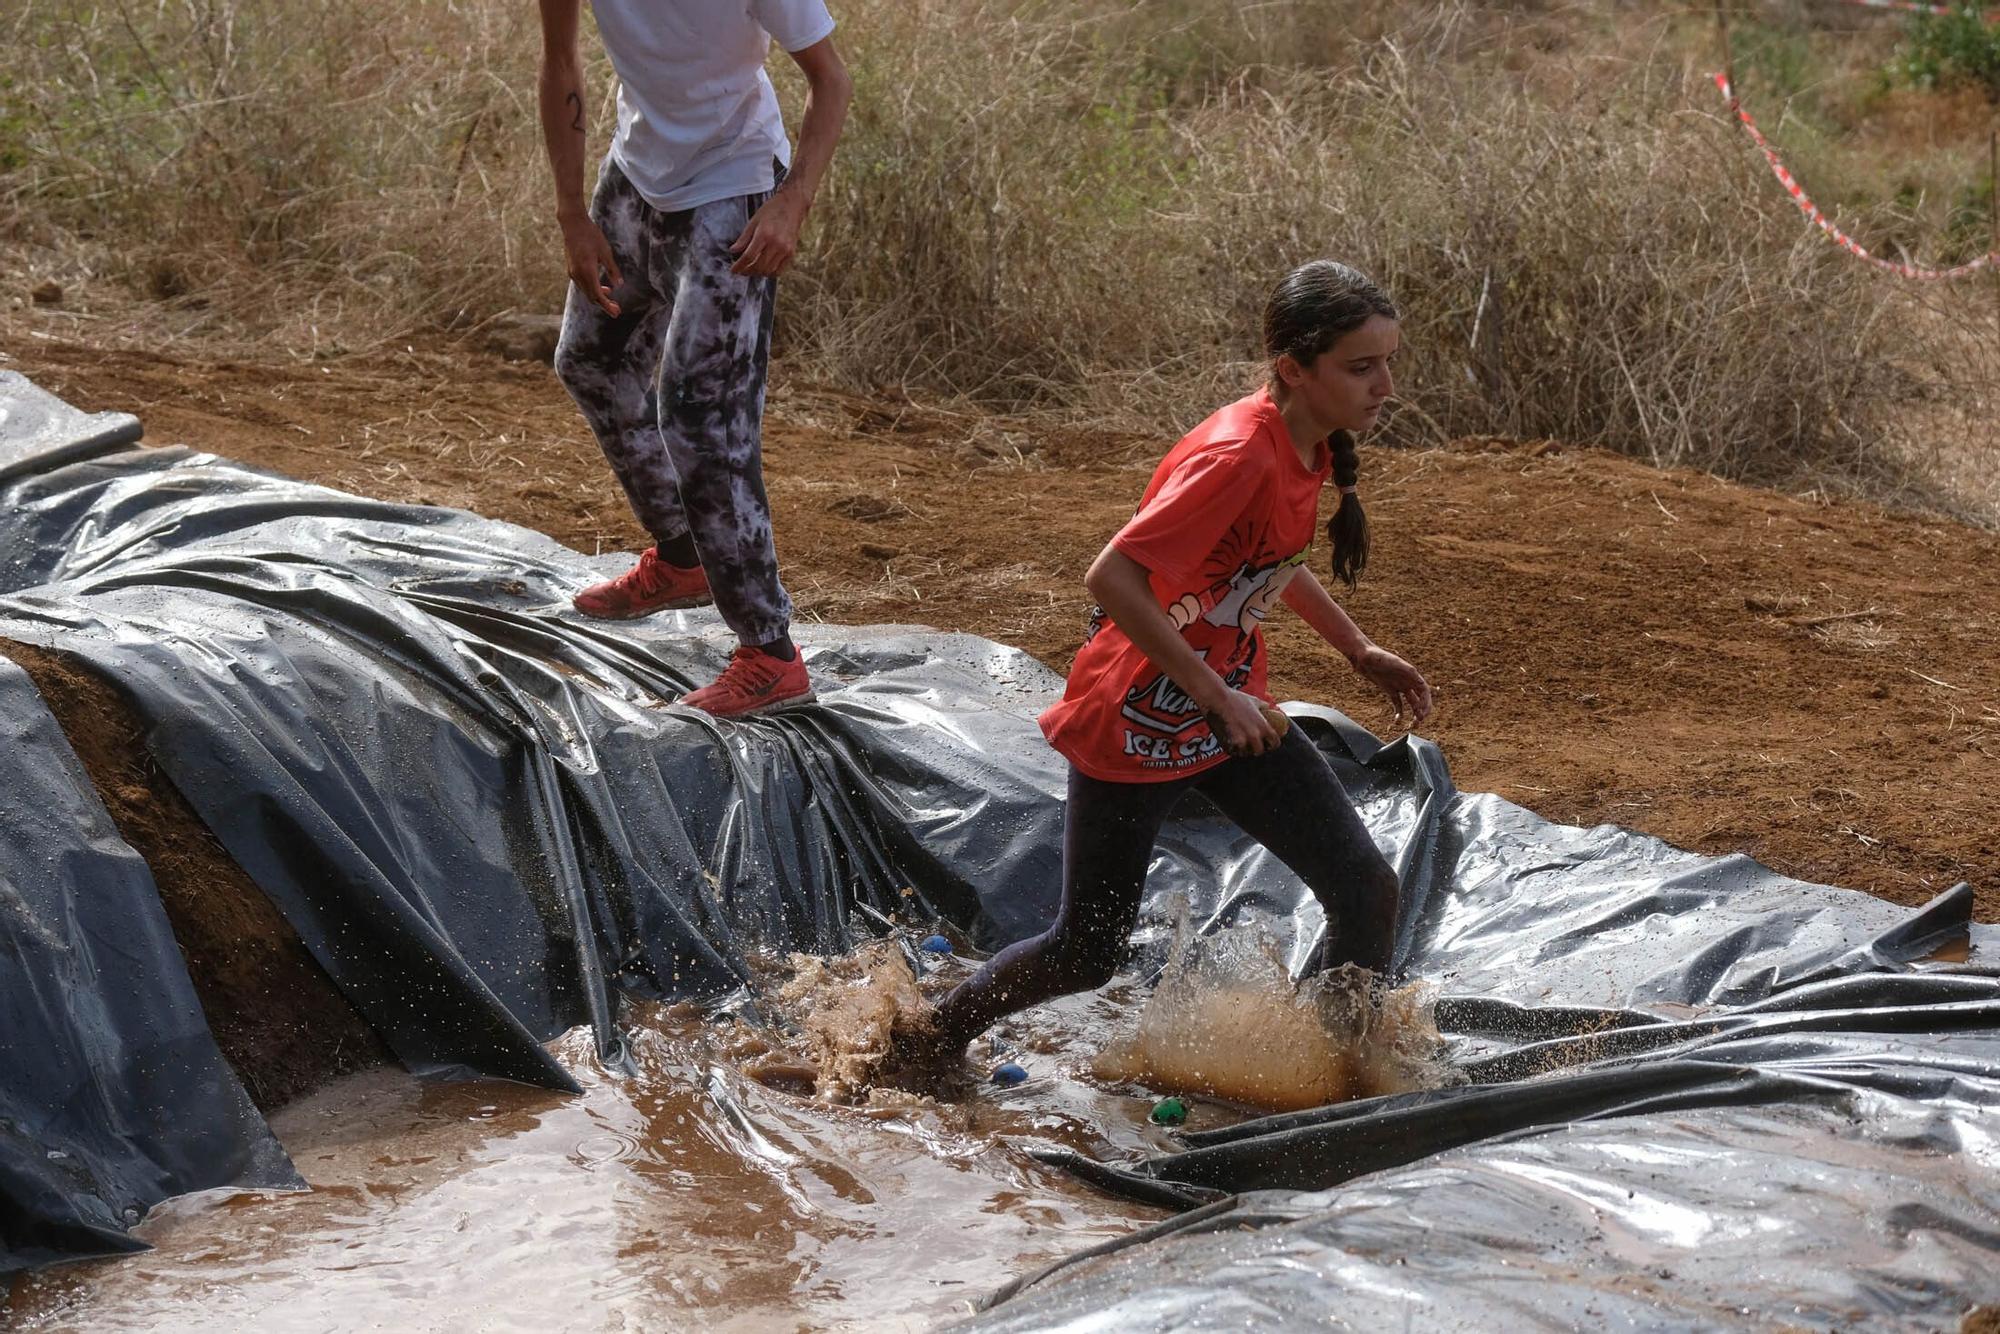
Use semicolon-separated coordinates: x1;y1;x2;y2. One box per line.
573;547;711;619
679;646;816;717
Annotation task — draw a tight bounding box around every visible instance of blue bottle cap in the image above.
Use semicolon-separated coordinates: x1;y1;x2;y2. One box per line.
992;1061;1028;1085
919;934;954;954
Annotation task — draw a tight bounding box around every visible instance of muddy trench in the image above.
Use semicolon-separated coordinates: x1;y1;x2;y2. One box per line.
1;639;387;1110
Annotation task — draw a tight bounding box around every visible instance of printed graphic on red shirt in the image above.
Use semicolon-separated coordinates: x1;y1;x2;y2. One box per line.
1040;389;1327;782
1120;544;1304;752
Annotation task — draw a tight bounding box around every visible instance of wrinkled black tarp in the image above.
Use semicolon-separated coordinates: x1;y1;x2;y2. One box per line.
954;740;1996;1326
955;719;1996;1328
0;658;296;1268
968;1029;2000;1329
0;370;141;485
0;439;1093;1269
0;392;1992;1318
960;724;1992;1328
0;448;1084;1094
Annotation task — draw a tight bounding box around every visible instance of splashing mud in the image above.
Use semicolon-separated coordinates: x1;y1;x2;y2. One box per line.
1093;925;1458;1112
748;927;1456;1115
2;993;1164;1333
765;939;935;1103
3;932;1461;1329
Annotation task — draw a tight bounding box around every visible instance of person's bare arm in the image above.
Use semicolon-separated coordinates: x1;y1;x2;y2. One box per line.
1281;567;1371;661
537;0;622;315
1086;546;1281;757
1282;569;1434;725
730;36;853;277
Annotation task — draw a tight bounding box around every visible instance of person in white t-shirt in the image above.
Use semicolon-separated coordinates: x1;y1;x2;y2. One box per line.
537;0;851;717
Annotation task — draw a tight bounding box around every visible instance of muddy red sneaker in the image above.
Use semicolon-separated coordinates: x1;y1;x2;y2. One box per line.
679;646;816;717
573;547;711;619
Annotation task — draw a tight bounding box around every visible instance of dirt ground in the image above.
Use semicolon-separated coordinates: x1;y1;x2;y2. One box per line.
7;337;1996;926
0;641;387;1108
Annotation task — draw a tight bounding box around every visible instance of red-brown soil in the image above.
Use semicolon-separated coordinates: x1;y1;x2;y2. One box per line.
7;338;1996;935
0;641;387;1108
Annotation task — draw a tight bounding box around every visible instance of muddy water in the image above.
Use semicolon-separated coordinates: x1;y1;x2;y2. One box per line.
3;936;1443;1330
1095;929;1455;1111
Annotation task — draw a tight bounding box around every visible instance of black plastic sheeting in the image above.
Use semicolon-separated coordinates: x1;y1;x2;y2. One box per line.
0;657;296;1267
0;369;142;485
0;440;1102;1269
0;449;1087;1094
969;1032;2000;1328
959;781;1999;1325
0;404;1993;1317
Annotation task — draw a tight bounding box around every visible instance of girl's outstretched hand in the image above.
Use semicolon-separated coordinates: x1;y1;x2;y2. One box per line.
1352;646;1433;727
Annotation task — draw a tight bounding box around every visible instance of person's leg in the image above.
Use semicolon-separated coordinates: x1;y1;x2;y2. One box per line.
1195;727;1401;976
926;769;1190;1055
552;161;697;564
651;183;792;654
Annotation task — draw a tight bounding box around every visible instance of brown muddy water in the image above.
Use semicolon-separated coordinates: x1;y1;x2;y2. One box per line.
3;931;1450;1332
1097;932;1453;1111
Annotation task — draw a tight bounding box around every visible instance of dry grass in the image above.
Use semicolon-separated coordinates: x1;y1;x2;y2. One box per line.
3;0;559;345
2;0;1994;506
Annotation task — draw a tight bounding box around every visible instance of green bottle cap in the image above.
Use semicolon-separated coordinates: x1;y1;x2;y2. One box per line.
1149;1096;1188;1126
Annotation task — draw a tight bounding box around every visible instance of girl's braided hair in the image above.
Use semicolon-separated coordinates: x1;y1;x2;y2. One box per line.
1262;260;1397;589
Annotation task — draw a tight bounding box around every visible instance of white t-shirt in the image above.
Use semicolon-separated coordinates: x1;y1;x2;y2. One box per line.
588;0;836;212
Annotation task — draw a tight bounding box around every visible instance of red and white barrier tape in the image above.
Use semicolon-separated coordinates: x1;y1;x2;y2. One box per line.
1713;74;1998;280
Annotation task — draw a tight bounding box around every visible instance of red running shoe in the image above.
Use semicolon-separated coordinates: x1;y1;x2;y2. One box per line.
679;646;815;717
573;547;711;619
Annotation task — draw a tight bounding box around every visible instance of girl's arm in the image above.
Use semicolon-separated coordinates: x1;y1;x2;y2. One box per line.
1282;568;1435;725
1280;566;1371;662
1086;546;1282;757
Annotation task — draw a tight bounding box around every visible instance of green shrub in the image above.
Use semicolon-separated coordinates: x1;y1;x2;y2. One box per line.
1894;7;2000;96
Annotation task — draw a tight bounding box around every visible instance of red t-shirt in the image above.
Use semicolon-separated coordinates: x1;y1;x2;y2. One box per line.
1040;387;1329;782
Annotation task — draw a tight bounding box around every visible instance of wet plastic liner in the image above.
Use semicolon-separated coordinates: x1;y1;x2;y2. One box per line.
0;449;1100;1083
0;369;142;485
957;762;1999;1323
961;786;1997;1327
0;658;296;1268
0;442;1087;1269
0;416;1992;1318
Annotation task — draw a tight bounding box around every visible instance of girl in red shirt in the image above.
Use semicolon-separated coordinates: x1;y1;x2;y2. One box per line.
917;260;1433;1064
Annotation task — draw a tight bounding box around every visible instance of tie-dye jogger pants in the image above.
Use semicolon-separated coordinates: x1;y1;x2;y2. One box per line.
553;157;792;646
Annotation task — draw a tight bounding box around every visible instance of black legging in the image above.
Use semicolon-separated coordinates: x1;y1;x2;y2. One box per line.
929;726;1400;1053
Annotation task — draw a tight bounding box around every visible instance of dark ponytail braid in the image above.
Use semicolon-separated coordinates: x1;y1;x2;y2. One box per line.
1326;429;1367;588
1262;260;1397;590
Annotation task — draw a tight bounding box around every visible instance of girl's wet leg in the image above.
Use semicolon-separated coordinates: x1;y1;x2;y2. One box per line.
925;770;1186;1055
1197;727;1400;976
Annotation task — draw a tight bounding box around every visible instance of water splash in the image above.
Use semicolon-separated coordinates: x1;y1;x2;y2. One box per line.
767;939;934;1104
751;923;1456;1116
1093;924;1458;1112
